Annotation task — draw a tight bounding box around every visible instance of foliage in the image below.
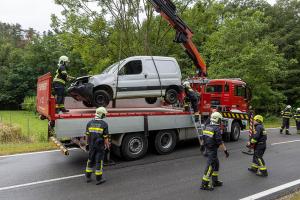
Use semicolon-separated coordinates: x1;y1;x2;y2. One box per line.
22;96;36;112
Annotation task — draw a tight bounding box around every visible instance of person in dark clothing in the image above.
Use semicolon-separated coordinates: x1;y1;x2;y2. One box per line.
183;81;200;122
200;112;229;191
280;105;293;135
294;108;300;134
248;115;268;177
53;55;74;113
85;107;110;185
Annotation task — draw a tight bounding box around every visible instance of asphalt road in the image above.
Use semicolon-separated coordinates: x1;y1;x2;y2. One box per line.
0;128;300;200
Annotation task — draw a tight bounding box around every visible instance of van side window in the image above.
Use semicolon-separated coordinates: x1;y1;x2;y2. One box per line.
119;60;142;75
234;85;246;97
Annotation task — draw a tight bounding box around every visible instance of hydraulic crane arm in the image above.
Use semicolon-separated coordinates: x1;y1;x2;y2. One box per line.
149;0;207;77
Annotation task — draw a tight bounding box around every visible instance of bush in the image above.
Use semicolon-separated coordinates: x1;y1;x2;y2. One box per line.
22;96;36;112
0;123;30;143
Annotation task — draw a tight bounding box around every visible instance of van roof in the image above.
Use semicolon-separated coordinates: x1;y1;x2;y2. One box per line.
126;56;177;61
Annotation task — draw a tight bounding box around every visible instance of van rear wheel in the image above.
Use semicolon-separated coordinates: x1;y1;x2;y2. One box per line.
165;89;178;104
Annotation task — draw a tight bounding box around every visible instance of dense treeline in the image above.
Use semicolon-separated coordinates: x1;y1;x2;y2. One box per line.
0;0;299;113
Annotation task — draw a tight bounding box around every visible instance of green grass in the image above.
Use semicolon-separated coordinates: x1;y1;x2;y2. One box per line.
264;116;296;128
0;111;55;155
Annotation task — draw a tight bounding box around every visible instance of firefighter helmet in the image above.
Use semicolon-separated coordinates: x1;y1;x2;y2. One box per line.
297;108;300;112
210;112;223;124
58;55;70;65
254;115;264;123
286;105;291;109
96;107;108;118
183;81;191;88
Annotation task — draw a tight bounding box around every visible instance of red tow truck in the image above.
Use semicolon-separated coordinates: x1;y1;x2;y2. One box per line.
36;0;251;160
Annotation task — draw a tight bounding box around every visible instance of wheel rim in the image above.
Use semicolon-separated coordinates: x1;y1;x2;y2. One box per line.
95;95;105;105
160;133;172;149
233;126;240;140
167;90;177;103
129;137;143;155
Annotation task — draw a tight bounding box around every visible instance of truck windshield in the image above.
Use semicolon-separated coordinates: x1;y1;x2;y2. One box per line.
102;60;125;74
206;85;223;93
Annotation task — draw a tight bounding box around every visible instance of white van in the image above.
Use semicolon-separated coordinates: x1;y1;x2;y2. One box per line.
68;56;182;107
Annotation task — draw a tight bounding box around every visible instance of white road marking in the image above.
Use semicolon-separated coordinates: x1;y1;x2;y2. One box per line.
0;148;79;158
0;174;84;192
271;140;300;146
240;179;300;200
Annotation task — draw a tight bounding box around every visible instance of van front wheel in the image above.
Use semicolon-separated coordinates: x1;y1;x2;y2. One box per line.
165;89;178;104
93;90;110;107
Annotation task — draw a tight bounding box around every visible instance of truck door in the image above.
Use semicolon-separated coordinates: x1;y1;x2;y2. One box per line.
116;60;148;98
233;84;247;110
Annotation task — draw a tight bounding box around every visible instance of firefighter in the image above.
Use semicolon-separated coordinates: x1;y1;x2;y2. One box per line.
294;108;300;134
280;105;293;135
53;55;74;113
247;115;268;177
85;107;110;185
183;81;200;122
200;112;229;191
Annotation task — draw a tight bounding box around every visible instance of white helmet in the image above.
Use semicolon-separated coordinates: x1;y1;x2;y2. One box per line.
286;105;291;109
95;107;108;118
297;108;300;112
183;81;191;88
58;55;70;65
210;112;223;124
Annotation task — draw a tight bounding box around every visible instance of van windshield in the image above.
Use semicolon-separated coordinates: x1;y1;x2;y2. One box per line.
102;60;125;74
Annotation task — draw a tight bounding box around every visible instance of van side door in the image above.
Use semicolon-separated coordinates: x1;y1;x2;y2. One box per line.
116;59;148;98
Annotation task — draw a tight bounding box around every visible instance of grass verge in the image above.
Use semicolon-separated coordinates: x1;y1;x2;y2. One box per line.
0;142;55;156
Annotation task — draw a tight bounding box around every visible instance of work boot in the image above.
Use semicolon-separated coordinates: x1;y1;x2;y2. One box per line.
280;129;283;134
200;180;214;191
85;173;92;183
256;170;268;177
212;176;223;187
96;175;106;185
248;167;258;173
286;130;291;135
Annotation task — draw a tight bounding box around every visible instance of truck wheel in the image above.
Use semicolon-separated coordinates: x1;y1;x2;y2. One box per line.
165;89;178;104
230;122;241;141
145;97;157;104
93;90;110;107
154;130;177;155
83;101;94;108
121;133;148;160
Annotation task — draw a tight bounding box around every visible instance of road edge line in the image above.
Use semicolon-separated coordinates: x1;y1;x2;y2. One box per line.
0;148;78;158
240;179;300;200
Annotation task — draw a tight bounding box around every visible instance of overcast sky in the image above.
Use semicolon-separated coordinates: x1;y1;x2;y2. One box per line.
0;0;277;33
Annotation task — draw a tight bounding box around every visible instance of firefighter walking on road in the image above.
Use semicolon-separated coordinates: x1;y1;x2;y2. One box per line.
248;115;268;177
53;55;75;113
294;108;300;134
85;107;110;185
200;112;229;191
183;81;200;122
280;105;293;135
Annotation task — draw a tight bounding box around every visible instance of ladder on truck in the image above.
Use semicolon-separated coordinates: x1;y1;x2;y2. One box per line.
188;108;205;152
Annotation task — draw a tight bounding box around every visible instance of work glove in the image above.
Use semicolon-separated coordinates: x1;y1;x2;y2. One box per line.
224;150;229;158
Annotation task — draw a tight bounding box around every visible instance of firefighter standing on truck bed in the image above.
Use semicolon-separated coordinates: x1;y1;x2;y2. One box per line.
183;81;200;122
200;112;229;191
247;115;268;177
294;108;300;134
53;55;74;113
280;105;293;135
85;107;110;185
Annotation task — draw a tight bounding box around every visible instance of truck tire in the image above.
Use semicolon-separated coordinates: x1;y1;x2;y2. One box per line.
93;90;110;107
154;130;177;155
230;122;241;141
121;132;148;160
145;97;157;104
165;89;178;104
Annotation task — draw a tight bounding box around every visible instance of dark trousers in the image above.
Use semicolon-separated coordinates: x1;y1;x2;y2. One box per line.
53;83;65;109
202;149;219;182
86;147;104;180
281;118;290;130
252;145;267;173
